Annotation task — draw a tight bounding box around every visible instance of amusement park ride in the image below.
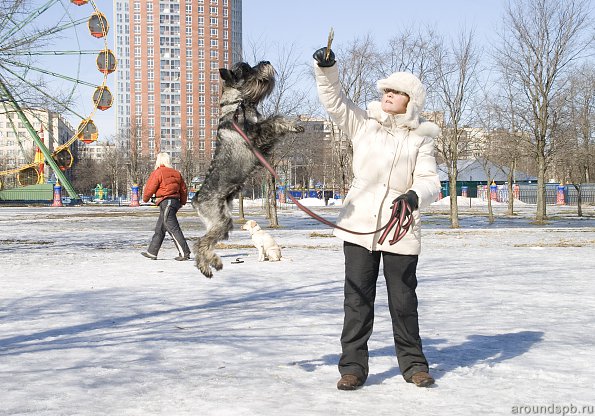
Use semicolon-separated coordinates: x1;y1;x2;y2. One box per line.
0;0;117;203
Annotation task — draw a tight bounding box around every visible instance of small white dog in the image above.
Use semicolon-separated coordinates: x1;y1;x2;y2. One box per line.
240;220;282;262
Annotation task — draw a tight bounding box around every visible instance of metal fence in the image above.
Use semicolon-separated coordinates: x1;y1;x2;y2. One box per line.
562;185;595;206
476;183;595;205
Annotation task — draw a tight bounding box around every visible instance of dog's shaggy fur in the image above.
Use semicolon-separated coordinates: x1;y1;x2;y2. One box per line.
241;219;282;262
191;61;303;277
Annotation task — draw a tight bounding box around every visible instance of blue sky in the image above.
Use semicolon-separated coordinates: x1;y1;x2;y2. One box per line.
242;0;508;64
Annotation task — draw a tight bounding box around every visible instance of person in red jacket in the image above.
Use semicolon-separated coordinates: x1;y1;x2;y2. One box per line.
141;152;191;261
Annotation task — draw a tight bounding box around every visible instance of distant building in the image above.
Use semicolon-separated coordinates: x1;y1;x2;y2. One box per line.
438;158;537;197
114;0;243;166
438;159;537;183
77;141;117;161
0;109;74;171
283;116;350;193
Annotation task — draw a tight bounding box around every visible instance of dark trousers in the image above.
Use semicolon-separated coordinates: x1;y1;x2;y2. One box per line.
339;242;429;382
147;198;191;257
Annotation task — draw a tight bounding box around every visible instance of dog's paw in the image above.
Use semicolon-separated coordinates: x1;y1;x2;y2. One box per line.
195;257;214;278
210;255;223;271
199;264;213;278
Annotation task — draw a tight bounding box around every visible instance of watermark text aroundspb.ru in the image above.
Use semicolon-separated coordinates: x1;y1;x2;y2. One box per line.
512;404;594;416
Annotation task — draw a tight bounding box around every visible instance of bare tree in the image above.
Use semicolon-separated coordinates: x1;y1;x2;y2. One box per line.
70;155;101;196
432;29;481;228
494;0;594;223
489;66;536;216
377;26;442;89
480;157;497;224
552;64;595;216
120;120;153;192
101;142;128;199
245;42;313;227
179;147;202;191
477;80;532;217
474;96;501;223
335;34;379;107
328;122;352;199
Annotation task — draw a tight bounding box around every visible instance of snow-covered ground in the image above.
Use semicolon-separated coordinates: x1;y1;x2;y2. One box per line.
1;200;594;416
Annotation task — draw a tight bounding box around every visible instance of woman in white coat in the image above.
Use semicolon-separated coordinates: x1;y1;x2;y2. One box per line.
313;46;441;389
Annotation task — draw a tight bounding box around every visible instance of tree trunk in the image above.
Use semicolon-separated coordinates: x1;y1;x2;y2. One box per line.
487;192;494;224
573;183;583;217
448;170;459;228
536;150;547;223
263;179;271;220
267;173;279;227
506;169;515;216
238;193;245;221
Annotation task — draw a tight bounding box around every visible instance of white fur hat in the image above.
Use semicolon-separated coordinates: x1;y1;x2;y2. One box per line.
374;72;427;130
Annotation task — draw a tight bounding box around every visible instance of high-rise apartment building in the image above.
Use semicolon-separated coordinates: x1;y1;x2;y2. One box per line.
114;0;242;166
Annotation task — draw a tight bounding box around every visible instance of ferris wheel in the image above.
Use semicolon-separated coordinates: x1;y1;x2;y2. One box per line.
0;0;117;199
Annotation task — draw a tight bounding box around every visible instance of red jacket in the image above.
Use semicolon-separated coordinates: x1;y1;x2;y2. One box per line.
143;165;188;205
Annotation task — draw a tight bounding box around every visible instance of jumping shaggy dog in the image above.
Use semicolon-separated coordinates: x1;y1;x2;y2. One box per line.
191;61;303;278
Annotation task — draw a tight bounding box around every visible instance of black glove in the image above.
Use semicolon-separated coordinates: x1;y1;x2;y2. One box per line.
313;47;336;67
394;190;419;211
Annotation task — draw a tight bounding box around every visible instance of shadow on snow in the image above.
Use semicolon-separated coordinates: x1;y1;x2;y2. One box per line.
292;330;544;384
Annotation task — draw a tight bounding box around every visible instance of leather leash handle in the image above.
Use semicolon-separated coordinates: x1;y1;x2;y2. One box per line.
377;199;413;245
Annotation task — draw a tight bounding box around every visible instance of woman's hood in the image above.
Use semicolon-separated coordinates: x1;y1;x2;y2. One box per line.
367;71;439;136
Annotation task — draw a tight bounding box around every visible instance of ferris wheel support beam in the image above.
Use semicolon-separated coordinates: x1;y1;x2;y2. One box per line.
0;77;79;201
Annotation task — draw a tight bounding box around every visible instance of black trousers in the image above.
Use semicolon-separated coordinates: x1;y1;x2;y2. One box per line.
147;198;191;257
339;241;429;382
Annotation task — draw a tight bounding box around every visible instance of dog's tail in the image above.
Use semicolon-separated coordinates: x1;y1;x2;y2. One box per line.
267;247;282;262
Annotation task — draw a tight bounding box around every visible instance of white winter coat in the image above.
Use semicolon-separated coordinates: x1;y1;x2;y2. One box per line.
315;64;441;254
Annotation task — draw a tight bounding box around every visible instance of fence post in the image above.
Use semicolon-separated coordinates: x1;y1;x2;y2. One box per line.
556;183;566;205
490;182;498;202
51;182;63;207
130;183;140;207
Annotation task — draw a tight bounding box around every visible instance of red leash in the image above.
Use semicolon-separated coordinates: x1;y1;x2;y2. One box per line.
231;120;413;244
